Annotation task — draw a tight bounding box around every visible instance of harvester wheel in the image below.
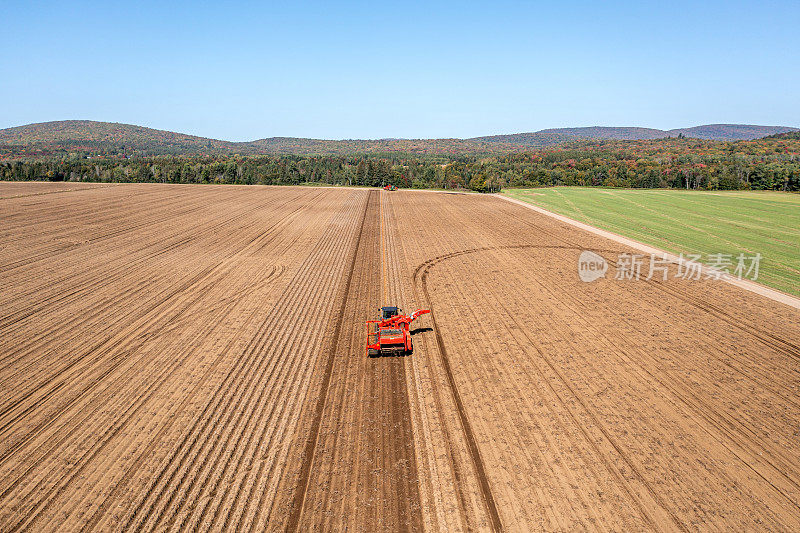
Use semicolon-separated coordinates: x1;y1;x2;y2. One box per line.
367;348;380;358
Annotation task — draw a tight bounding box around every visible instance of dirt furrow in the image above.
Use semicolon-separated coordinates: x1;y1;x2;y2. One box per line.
278;190;422;531
2;183;799;532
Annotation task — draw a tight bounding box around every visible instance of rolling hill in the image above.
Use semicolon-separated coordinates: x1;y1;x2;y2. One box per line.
0;121;523;158
0;120;237;155
472;124;798;147
0;120;797;159
666;124;798;140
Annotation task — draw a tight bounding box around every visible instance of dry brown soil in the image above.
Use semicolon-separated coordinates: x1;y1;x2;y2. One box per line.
1;183;799;531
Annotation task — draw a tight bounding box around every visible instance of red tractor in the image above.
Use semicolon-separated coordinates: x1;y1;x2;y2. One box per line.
383;184;397;191
366;306;430;357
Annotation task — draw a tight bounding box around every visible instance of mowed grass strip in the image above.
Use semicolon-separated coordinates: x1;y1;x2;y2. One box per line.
503;187;800;296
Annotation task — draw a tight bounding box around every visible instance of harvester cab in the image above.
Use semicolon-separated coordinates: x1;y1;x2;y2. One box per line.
366;306;430;357
381;306;400;319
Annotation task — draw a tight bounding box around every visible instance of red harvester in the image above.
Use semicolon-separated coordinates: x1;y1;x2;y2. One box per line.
366;306;430;357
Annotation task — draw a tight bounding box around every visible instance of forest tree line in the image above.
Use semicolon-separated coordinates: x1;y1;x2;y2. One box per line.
2;139;799;192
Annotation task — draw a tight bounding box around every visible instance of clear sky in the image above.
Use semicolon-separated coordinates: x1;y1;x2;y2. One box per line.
2;0;798;140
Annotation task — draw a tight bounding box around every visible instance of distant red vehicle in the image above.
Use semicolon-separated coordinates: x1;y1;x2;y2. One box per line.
366;306;429;357
383;184;397;191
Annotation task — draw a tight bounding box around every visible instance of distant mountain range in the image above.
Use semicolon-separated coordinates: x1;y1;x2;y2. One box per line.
473;125;799;147
0;121;521;157
0;120;797;158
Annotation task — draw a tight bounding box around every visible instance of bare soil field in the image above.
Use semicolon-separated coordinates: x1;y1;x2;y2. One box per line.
1;182;799;531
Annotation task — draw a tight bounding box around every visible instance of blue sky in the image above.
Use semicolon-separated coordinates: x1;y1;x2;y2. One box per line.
2;1;798;140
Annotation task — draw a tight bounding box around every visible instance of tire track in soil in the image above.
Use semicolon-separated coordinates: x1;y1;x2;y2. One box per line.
409;241;696;532
414;194;800;529
418;241;772;530
281;190;372;531
413;258;503;532
285;189;422;532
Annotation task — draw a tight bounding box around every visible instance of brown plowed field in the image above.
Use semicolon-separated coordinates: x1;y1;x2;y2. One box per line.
1;182;799;531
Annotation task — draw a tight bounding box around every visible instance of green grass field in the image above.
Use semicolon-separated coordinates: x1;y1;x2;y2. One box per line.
503;187;800;297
